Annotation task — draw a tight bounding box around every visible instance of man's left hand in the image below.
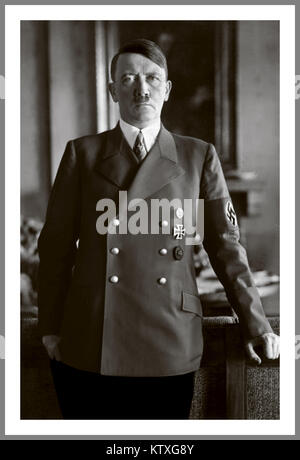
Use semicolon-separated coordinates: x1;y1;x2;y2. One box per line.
245;333;280;365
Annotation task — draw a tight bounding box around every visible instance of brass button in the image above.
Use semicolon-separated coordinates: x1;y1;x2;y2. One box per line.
112;218;120;227
159;248;168;256
109;275;119;284
110;247;119;255
176;208;184;219
158;277;167;285
160;220;169;228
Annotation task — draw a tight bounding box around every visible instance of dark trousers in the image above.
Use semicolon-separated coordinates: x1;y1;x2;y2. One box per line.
50;359;195;420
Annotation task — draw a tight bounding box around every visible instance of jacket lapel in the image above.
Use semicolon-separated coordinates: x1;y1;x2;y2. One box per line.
94;124;137;189
94;123;186;210
126;125;185;210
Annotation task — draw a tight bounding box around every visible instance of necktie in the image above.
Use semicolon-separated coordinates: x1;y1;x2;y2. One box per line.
133;131;147;163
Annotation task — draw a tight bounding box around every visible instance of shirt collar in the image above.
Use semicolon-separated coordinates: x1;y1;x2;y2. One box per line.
119;118;161;152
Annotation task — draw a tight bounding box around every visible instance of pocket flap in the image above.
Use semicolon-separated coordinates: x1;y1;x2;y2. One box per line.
182;292;203;317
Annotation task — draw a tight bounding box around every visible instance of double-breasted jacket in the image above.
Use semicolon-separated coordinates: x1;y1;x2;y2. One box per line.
37;124;273;375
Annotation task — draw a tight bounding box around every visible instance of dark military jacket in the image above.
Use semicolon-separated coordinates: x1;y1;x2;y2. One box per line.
37;124;273;375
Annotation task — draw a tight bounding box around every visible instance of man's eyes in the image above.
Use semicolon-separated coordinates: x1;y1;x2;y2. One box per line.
122;75;135;84
121;74;162;84
147;75;160;81
149;76;164;86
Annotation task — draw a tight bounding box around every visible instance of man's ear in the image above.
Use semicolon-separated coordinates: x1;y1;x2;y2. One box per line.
108;82;118;102
164;80;172;102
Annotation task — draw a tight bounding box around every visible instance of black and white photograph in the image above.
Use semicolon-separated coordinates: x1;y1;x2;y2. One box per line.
19;16;282;423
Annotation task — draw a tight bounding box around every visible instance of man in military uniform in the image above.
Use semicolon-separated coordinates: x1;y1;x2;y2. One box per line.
38;39;280;419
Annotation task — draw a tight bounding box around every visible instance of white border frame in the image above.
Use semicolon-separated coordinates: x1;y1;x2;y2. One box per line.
5;4;295;436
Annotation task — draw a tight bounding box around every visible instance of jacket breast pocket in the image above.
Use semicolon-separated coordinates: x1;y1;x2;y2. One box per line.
181;291;203;318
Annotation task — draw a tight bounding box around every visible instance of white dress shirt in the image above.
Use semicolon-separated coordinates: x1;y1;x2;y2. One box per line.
119;118;161;154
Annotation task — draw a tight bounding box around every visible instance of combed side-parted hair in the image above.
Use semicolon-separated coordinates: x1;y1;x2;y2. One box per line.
110;38;168;81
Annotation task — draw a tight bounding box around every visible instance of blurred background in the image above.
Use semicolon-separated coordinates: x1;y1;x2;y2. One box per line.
20;20;280;420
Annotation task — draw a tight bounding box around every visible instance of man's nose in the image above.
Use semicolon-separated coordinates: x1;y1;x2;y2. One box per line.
134;76;150;97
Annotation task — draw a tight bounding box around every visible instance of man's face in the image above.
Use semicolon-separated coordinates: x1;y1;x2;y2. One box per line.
109;53;172;129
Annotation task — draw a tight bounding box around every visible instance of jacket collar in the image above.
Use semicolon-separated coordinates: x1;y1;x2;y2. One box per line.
95;123;185;208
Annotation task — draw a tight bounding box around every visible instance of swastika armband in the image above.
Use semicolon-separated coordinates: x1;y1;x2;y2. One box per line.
225;201;237;227
204;197;239;236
